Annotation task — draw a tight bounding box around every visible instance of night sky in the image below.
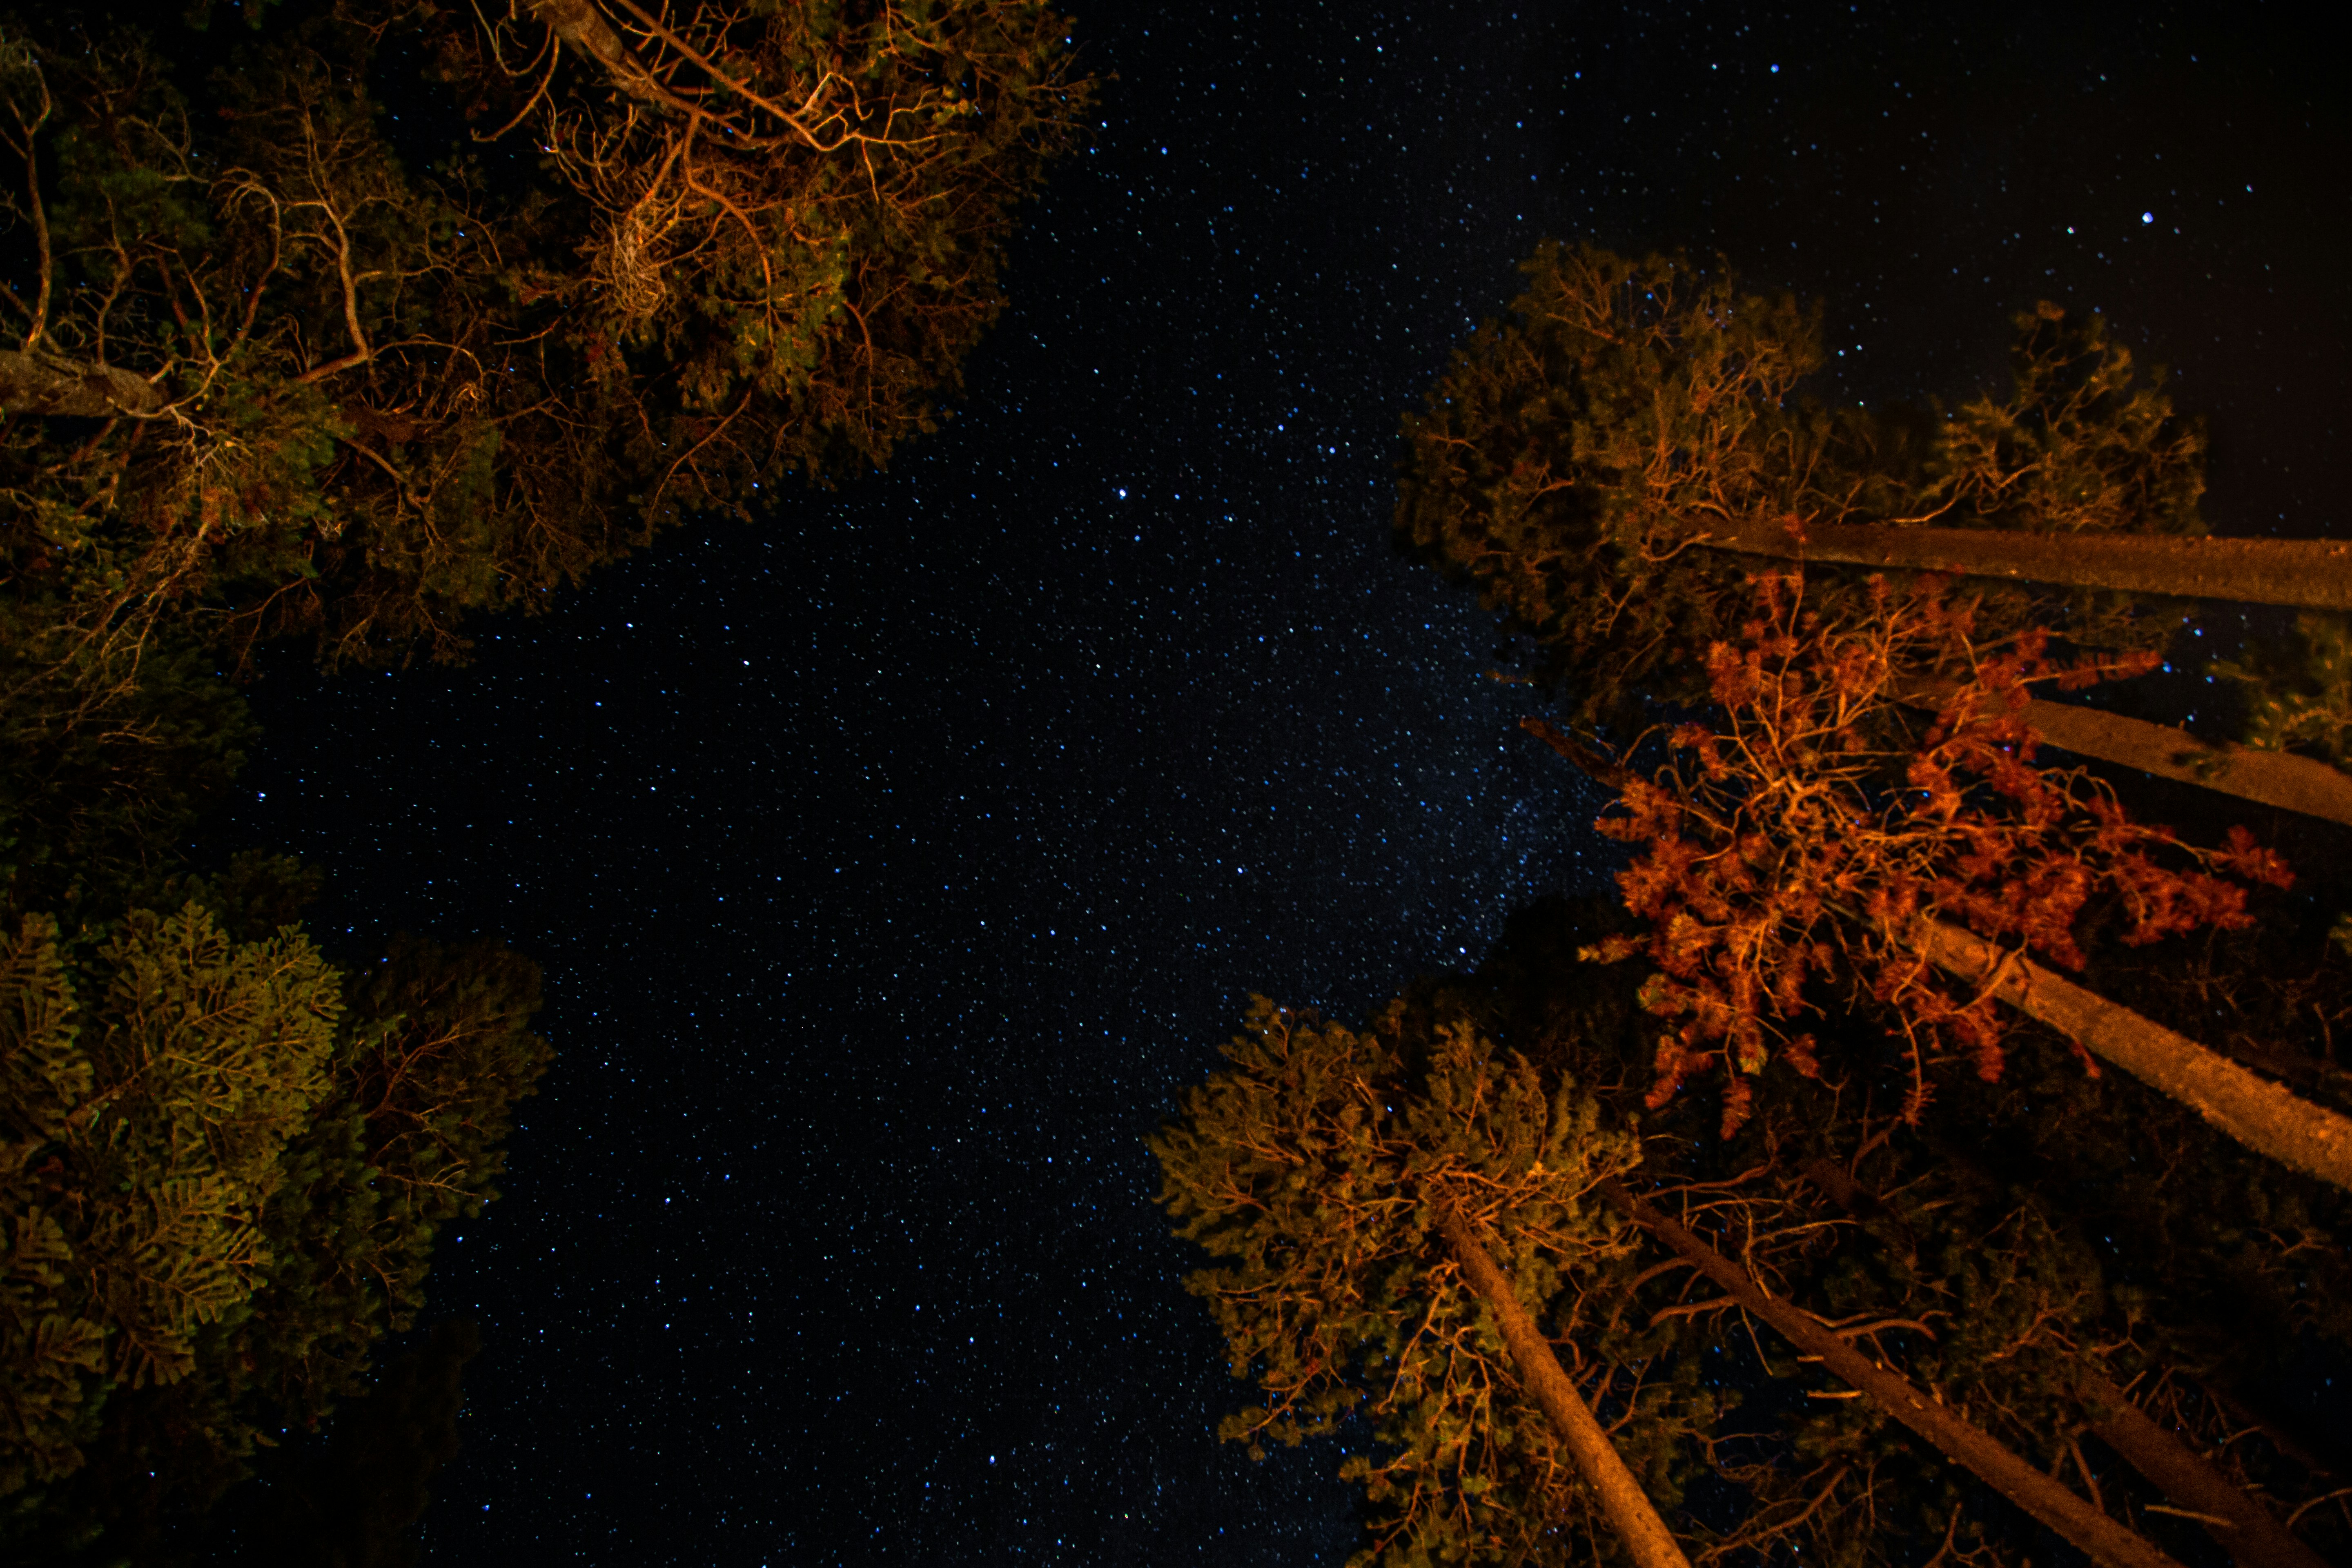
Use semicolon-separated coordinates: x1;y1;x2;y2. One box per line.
225;3;2348;1563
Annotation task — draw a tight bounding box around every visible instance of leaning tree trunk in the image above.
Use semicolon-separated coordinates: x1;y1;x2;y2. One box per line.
1436;1207;1692;1568
1597;1180;2189;1568
527;0;670;103
1911;919;2352;1193
2067;1368;2333;1568
0;349;159;417
1704;516;2352;612
1797;1152;2332;1568
1893;684;2352;831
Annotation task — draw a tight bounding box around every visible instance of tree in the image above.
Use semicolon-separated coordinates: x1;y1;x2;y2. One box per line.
2213;612;2352;769
1892;680;2352;831
0;0;1092;689
0;897;550;1562
1595;1178;2189;1568
0;905;344;1497
1546;569;2352;1189
1151;997;1683;1568
1422;894;2352;1566
1397;242;2352;824
1156;968;2341;1568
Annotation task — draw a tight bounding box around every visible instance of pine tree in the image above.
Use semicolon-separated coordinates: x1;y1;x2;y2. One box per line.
0;0;1094;699
0;901;549;1561
1537;569;2352;1188
1151;998;1684;1567
1398;242;2352;826
1434;894;2349;1566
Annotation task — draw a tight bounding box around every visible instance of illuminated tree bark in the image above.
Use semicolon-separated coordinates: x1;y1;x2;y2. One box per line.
1891;684;2352;830
1599;1179;2190;1568
1709;516;2352;612
1909;918;2352;1192
1796;1146;2338;1568
1152;1001;1678;1567
1436;1207;1690;1568
2067;1367;2332;1568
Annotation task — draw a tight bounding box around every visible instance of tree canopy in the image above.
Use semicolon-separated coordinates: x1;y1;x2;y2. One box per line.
1154;237;2352;1568
1160;904;2352;1567
0;889;549;1562
0;0;1092;688
1396;242;2352;751
0;1;1094;1556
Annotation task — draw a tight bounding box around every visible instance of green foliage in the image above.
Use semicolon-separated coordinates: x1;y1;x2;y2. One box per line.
1488;897;2348;1566
1152;998;1643;1566
0;904;342;1499
0;903;549;1562
0;0;1094;673
1396;244;2202;724
1931;303;2206;541
1161;890;2352;1566
2213;612;2352;766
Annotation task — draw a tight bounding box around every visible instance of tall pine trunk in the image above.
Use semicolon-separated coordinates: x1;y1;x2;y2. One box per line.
1911;919;2352;1192
1435;1207;1691;1568
1798;1156;2332;1568
0;350;160;417
2068;1368;2333;1568
1705;517;2352;611
1892;686;2352;831
1597;1180;2189;1568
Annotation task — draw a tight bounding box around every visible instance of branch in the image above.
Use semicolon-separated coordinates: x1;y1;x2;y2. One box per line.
0;348;161;416
2072;1365;2330;1568
1438;1205;1693;1568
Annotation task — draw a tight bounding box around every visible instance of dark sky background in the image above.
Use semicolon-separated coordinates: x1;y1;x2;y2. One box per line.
227;2;2348;1563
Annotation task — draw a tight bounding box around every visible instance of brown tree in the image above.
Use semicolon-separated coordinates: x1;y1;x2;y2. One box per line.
1541;570;2352;1189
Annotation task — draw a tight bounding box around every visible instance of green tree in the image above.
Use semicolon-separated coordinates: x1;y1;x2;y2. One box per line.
1398;243;2352;826
1419;895;2348;1567
0;0;1092;713
2213;612;2352;768
1151;998;1681;1568
0;900;549;1563
1156;970;2341;1568
0;904;344;1506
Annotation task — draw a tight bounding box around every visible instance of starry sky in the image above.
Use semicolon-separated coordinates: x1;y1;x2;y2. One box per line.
227;2;2349;1563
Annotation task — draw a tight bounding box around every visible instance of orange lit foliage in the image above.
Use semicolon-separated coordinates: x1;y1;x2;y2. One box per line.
1584;571;2293;1132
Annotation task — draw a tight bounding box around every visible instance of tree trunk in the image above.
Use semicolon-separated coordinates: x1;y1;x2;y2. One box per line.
1436;1207;1692;1568
2194;1379;2345;1483
0;350;160;417
1794;1156;2330;1568
1597;1180;2189;1568
2069;1368;2332;1568
1893;684;2352;831
1705;516;2352;612
528;0;669;104
1911;918;2352;1193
